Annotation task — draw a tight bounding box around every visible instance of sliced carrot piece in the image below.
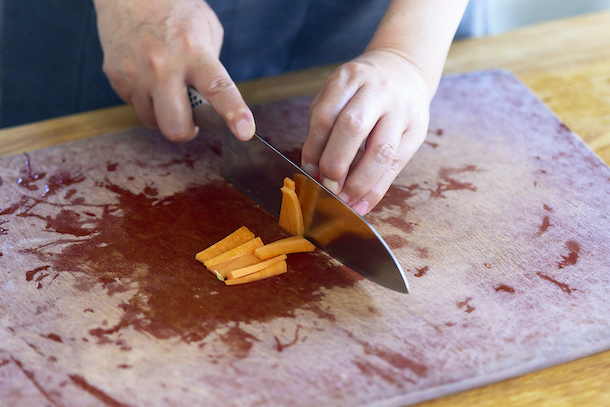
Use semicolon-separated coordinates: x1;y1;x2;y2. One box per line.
279;186;304;235
254;236;315;260
211;253;262;279
294;173;307;197
204;237;264;268
283;177;296;190
278;189;291;233
224;260;288;286
294;174;319;232
278;178;294;233
195;226;255;263
227;254;287;280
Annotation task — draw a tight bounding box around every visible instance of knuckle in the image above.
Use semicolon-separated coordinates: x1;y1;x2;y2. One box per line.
178;33;199;54
148;53;170;80
102;62;125;84
388;156;406;174
319;160;344;181
370;142;396;166
339;60;369;77
346;178;368;199
333;60;376;84
338;111;366;135
310;108;336;131
179;29;211;56
301;138;321;161
204;76;236;97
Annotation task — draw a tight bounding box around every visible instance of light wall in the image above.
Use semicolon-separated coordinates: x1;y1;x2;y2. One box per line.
485;0;610;34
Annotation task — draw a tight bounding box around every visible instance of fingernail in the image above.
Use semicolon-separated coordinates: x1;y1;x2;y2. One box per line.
322;178;340;194
303;163;319;176
338;192;349;203
353;200;369;216
235;118;255;140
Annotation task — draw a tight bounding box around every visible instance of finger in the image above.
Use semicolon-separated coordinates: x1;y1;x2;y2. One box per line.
189;59;255;141
151;78;198;142
131;91;158;130
338;115;402;205
301;72;359;177
102;62;133;105
350;126;426;215
316;88;383;195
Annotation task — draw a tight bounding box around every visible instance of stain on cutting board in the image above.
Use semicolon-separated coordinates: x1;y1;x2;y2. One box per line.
2;147;363;343
1;70;610;407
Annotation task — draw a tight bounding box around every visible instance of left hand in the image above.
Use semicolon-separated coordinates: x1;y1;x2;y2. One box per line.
301;49;432;215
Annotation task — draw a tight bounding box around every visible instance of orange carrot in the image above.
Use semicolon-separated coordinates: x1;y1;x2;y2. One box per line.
226;254;287;280
278;189;290;234
294;174;319;232
204;237;264;268
195;226;255;263
224;260;288;285
294;173;306;197
254;236;315;260
278;178;293;232
279;186;304;235
283;177;296;190
211;253;262;279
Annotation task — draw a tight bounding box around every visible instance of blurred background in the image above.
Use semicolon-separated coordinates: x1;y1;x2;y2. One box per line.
464;0;610;36
1;0;610;128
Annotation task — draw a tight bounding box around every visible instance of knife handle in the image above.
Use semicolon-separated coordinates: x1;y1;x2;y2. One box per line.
188;86;226;132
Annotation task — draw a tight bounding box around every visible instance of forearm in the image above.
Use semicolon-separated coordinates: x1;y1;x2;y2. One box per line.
367;0;469;97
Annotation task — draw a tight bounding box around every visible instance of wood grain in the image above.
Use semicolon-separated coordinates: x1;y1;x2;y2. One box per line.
1;10;609;407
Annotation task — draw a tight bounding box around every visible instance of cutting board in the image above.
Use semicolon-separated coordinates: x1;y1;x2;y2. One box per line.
1;70;609;406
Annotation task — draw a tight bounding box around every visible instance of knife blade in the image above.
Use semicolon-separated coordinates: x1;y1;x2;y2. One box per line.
189;87;409;293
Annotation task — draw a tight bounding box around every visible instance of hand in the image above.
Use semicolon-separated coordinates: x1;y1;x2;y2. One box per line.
301;49;432;215
93;0;255;142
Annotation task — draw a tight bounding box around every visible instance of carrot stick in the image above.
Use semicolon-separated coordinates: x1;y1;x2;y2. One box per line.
254;236;315;260
204;237;264;268
224;260;288;285
283;177;296;190
278;188;291;233
226;254;287;280
280;186;304;235
294;174;319;232
195;226;255;263
211;253;262;279
278;178;295;233
294;173;306;197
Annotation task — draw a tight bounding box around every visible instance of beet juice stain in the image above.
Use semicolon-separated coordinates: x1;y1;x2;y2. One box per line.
11;170;357;345
41;171;86;197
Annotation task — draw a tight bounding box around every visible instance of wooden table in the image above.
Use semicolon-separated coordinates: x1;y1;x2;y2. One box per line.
1;10;609;406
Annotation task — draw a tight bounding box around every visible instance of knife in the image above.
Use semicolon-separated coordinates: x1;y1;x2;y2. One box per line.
189;88;409;293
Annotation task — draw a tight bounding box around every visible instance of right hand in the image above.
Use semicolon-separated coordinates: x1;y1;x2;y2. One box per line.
93;0;255;142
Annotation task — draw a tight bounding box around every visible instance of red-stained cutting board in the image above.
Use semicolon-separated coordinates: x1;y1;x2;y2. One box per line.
1;70;609;406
